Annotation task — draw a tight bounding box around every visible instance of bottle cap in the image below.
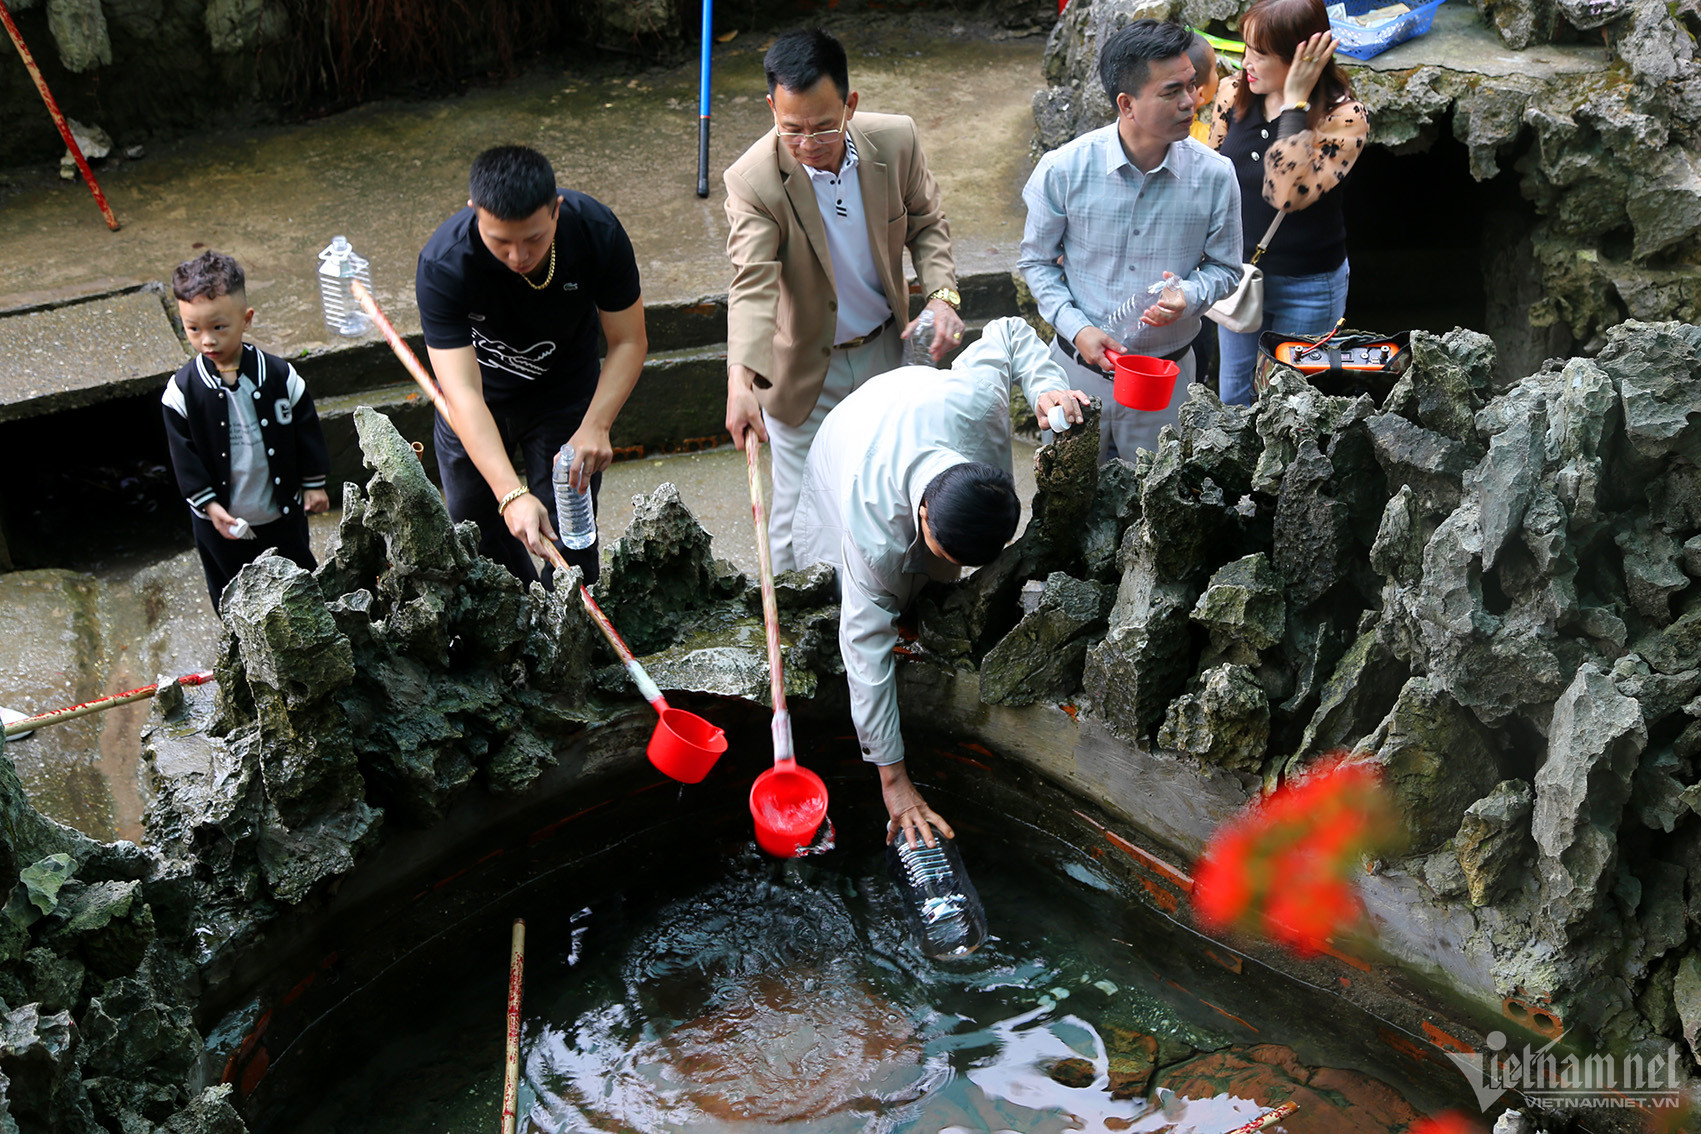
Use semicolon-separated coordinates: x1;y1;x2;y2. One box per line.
1048;405;1070;433
230;518;251;539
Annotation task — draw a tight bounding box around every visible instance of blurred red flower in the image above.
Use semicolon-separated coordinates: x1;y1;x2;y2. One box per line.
1192;755;1401;956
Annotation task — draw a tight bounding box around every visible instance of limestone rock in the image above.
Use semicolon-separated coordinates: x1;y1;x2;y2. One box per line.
46;0;110;72
78;976;197;1083
160;1085;248;1134
980;572;1113;706
1365;413;1470;517
1292;621;1409;767
1140;433;1235;583
1533;662;1648;932
204;0;289;54
1456;780;1536;907
1385;329;1494;451
1157;663;1270;772
1079;457;1140;584
1369;486;1426;587
1176;388;1259;502
1616;519;1690;626
1617;0;1699;88
353;408;466;579
1361;677;1504;854
1024;398;1102;575
1190;553;1285;653
1272;439;1351;611
1597;322;1701;461
599;483;744;656
0;1003;76;1122
1082;524;1200;741
1472;0;1560;48
1676;949;1701;1067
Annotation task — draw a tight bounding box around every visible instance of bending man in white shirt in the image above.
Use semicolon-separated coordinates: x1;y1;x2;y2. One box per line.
793;317;1089;847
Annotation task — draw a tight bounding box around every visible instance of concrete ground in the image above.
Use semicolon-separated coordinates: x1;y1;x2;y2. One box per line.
0;14;1046;386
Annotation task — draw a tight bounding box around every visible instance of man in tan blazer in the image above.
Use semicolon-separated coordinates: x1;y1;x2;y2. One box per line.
724;27;963;573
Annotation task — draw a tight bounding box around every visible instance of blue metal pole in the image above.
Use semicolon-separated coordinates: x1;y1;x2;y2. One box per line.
697;0;713;198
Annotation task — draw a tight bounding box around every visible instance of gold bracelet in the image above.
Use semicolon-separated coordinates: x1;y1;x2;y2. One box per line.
496;486;529;515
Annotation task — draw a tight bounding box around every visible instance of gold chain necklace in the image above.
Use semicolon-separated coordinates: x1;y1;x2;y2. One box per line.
522;238;557;291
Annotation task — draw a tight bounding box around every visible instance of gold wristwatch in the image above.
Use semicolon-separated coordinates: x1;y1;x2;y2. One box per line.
926;287;961;310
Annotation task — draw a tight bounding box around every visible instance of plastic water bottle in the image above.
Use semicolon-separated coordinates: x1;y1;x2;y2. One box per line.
1100;275;1176;339
905;308;937;367
317;236;372;337
552;443;597;550
887;825;988;959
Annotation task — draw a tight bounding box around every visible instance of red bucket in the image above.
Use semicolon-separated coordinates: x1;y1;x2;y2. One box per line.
646;707;727;784
1106;350;1180;411
749;761;829;857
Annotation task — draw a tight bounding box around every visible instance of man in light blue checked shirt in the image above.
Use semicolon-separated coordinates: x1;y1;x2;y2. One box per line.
1020;18;1242;462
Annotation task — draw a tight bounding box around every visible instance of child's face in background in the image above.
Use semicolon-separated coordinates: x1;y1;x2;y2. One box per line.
178;292;253;372
1196;48;1220;111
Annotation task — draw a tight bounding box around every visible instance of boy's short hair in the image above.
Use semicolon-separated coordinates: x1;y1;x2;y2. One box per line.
468;146;559;221
921;461;1020;567
764;28;850;101
1185;31;1216;82
1098;19;1196;103
171;250;245;303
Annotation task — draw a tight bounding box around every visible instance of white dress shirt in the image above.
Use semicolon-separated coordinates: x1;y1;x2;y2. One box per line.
802;132;891;343
795;317;1069;765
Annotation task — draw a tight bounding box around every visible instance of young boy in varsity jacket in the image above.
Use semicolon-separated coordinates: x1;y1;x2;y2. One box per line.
161;251;330;610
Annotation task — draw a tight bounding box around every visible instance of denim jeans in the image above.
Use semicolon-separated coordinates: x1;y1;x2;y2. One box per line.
1218;258;1351;406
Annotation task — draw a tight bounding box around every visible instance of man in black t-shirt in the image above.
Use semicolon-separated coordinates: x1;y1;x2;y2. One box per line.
416;146;647;585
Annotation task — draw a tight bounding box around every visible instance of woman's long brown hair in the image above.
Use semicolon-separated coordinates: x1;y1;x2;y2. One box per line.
1231;0;1354;130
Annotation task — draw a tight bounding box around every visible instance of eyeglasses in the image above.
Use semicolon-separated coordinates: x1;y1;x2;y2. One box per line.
776;106;847;148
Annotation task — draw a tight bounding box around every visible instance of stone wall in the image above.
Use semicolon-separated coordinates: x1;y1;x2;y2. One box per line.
1031;0;1701;376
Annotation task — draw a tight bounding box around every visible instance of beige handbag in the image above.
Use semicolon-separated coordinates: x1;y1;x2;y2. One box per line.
1206;212;1284;333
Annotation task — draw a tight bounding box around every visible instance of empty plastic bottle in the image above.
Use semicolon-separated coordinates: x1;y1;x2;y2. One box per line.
886;824;988;959
317;236;372;337
552;443;597;550
904;308;937;367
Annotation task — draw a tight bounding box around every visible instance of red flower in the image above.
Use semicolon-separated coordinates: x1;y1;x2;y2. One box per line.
1192;754;1400;956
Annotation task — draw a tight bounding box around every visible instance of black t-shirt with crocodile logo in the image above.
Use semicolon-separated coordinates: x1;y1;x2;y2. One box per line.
415;190;641;415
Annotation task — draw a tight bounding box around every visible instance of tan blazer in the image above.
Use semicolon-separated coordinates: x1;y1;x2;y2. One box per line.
724;111;957;427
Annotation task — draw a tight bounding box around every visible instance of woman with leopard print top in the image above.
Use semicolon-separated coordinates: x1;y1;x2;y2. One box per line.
1208;0;1369;405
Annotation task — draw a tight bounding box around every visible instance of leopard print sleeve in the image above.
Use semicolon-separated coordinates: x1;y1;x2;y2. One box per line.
1207;75;1239;150
1262;98;1369;213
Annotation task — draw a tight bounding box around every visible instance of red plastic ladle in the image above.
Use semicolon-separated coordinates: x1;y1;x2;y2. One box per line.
351;280;726;783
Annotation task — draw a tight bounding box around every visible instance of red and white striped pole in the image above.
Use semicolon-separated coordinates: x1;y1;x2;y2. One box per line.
3;671;214;739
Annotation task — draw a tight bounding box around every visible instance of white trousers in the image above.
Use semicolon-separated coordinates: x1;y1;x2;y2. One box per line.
1047;340;1195;464
764;328;903;573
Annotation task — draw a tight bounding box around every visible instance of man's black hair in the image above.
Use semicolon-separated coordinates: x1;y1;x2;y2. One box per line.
764;28;850;101
468;146;559;221
171;250;245;303
921;462;1020;567
1098;19;1196;103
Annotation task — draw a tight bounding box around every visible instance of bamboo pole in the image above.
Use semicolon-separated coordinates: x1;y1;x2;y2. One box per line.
4;672;213;738
1220;1101;1298;1133
0;0;119;230
500;918;526;1134
744;435;792;764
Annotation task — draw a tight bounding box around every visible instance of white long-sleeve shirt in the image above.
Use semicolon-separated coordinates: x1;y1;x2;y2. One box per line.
795;317;1069;765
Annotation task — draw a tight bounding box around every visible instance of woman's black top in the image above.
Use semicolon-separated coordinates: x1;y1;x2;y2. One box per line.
1218;104;1351;278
